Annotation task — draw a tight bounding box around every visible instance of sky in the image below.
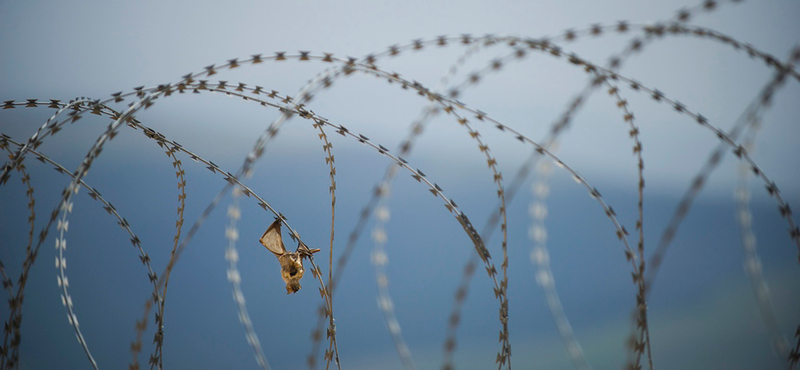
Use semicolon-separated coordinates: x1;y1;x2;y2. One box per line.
1;0;799;369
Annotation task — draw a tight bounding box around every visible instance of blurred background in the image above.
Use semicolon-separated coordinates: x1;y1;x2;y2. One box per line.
1;0;799;369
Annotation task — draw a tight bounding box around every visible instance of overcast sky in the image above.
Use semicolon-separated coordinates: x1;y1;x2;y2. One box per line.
1;0;799;369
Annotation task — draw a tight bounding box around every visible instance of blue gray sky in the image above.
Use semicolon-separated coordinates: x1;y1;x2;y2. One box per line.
1;0;799;369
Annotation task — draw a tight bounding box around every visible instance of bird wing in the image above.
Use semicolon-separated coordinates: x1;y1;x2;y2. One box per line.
259;219;286;255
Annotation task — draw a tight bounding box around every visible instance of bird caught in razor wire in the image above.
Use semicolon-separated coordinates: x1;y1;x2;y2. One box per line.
259;218;321;293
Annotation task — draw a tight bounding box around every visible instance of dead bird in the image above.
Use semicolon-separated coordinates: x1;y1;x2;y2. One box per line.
259;218;320;293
